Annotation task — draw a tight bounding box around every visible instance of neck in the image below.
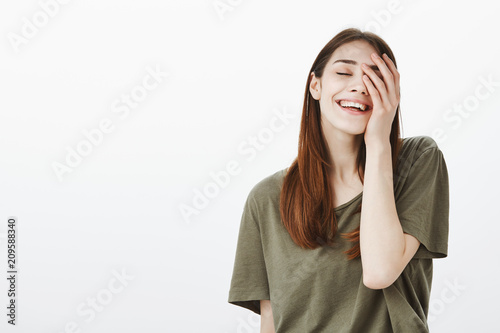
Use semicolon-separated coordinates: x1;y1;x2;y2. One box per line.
322;128;363;184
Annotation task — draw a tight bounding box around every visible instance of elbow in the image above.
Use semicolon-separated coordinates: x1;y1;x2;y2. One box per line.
363;271;394;290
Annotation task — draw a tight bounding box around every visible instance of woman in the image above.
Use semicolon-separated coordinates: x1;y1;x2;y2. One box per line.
228;27;449;332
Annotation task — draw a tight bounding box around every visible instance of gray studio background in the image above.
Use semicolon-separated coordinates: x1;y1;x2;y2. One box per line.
0;0;498;332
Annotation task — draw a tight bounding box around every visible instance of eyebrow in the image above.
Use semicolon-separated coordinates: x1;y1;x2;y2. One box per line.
333;59;380;71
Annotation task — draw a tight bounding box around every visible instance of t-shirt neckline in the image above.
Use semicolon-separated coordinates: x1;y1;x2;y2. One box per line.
334;191;363;211
281;168;363;211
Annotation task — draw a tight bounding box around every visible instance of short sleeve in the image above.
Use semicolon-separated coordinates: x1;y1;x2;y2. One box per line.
395;145;449;259
228;194;270;314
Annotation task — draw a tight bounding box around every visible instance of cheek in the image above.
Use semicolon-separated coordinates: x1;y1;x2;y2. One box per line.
322;80;343;96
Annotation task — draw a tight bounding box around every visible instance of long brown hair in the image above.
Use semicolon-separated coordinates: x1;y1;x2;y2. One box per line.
280;28;403;260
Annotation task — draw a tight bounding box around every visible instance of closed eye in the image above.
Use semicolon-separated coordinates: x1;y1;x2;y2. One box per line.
336;72;351;76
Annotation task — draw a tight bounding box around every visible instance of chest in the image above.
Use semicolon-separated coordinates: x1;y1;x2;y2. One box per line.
332;181;363;209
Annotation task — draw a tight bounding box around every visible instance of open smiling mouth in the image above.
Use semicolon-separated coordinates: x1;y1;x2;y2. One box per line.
335;99;372;113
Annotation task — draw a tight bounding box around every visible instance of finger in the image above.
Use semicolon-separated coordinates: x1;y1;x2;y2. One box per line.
370;53;396;103
362;63;388;105
382;53;400;100
362;74;382;109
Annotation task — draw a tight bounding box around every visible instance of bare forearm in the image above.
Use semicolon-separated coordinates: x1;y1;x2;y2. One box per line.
359;142;405;288
260;300;275;333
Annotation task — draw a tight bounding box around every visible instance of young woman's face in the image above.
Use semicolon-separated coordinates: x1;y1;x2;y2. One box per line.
309;40;384;136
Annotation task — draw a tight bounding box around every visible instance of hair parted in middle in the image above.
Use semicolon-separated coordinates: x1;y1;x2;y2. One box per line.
280;27;403;260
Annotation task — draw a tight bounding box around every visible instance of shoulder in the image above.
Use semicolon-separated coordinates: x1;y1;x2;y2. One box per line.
401;135;439;154
242;168;287;227
399;135;442;164
395;136;445;181
248;167;288;198
247;167;288;206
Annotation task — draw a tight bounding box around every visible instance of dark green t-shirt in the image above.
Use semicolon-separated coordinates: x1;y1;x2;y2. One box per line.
228;136;449;332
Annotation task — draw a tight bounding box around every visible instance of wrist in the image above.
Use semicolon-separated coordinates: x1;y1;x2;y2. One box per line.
365;139;391;153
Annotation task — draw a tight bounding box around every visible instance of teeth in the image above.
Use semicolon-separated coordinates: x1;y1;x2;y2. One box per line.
339;100;368;111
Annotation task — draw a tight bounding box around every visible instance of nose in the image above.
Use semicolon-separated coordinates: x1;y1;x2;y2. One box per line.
348;73;369;95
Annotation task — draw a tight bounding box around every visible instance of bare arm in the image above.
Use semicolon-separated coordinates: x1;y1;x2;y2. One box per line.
359;53;421;289
359;142;421;289
260;300;275;333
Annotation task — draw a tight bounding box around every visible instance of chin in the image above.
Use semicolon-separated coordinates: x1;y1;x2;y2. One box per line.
342;129;366;136
322;115;366;135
